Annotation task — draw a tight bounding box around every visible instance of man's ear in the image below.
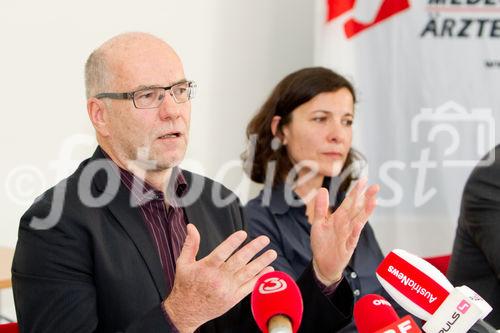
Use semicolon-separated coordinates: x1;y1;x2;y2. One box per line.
87;98;111;137
271;115;287;145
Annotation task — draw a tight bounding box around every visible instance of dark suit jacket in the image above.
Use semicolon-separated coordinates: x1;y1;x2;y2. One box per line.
12;148;354;333
448;145;500;328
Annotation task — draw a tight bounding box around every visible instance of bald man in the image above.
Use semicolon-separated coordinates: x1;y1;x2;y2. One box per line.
12;32;378;333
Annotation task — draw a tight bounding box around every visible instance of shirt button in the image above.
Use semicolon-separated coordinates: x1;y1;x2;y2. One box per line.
353;289;361;297
350;272;358;279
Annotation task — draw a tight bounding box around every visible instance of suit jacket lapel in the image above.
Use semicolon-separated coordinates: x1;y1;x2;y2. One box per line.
90;148;167;298
181;171;226;260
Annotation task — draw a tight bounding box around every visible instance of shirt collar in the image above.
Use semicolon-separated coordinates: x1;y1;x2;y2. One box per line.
265;182;302;215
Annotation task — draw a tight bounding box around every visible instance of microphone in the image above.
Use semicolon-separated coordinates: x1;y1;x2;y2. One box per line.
251;271;303;333
354;294;421;333
375;249;493;333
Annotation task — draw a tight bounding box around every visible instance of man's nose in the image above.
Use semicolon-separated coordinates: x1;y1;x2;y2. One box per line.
158;92;181;120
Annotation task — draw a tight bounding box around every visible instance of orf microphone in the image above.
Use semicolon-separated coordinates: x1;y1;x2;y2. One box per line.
251;271;303;333
354;294;421;333
376;249;492;333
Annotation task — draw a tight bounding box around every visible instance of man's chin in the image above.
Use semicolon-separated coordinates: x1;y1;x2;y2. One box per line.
154;154;185;170
147;147;186;169
155;161;181;170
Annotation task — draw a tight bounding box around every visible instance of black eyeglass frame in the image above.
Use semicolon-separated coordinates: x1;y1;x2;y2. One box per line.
94;80;196;108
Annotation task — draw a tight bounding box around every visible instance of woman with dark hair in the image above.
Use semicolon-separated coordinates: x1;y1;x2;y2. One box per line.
243;67;402;332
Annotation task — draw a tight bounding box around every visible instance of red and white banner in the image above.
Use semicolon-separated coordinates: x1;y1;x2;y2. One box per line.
315;0;500;256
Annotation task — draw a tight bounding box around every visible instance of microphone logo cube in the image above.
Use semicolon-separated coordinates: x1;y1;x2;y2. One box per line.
456;300;471;314
422;289;485;333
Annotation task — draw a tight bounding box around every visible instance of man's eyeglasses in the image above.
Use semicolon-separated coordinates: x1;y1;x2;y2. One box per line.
94;80;196;109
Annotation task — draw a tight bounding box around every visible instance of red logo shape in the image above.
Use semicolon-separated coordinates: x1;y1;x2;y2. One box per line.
327;0;410;38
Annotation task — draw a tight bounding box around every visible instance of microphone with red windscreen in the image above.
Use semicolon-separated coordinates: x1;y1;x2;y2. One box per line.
251;271;303;333
354;294;421;333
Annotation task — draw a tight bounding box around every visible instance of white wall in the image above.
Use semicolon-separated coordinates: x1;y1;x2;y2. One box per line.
0;0;315;321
